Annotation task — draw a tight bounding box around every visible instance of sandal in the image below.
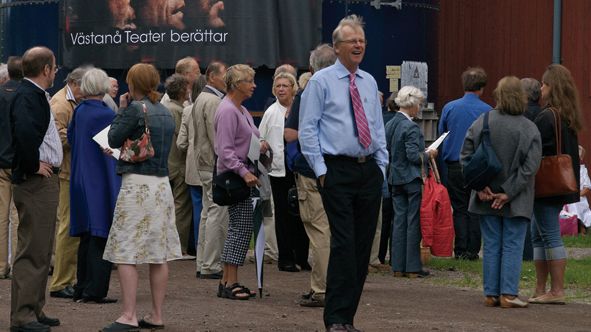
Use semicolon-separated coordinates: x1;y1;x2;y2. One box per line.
235;284;256;298
221;283;250;300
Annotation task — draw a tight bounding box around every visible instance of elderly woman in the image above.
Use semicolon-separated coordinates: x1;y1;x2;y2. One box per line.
529;64;582;305
461;76;542;308
214;64;261;300
259;72;310;272
102;63;181;332
161;74;193;257
68;68;121;304
385;86;436;278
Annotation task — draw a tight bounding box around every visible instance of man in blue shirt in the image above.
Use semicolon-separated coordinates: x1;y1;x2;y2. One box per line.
438;67;491;260
299;15;387;332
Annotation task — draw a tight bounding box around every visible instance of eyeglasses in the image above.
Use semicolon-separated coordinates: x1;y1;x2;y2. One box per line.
338;39;367;46
239;79;255;84
47;64;60;73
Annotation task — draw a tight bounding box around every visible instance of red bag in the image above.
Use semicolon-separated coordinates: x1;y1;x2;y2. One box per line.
559;205;579;236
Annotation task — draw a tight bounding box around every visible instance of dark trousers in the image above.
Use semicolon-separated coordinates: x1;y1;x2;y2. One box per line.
11;174;58;326
391;179;423;273
74;233;112;299
270;172;309;267
446;162;481;257
321;158;382;326
378;196;393;264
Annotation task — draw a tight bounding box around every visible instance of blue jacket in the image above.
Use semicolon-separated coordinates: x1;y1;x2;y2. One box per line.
108;98;175;177
386;112;427;186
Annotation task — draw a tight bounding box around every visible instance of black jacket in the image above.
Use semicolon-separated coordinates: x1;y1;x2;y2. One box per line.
0;80;19;169
10;79;52;183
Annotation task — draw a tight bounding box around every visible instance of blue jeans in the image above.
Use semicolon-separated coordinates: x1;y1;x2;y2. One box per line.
189;185;203;250
391;178;422;273
480;215;528;296
532;202;567;261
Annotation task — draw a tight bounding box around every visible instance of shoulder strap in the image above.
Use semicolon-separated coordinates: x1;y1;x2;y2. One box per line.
141;102;150;134
481;110;492;144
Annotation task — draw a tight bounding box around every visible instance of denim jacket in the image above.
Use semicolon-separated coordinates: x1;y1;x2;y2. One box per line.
108;97;174;177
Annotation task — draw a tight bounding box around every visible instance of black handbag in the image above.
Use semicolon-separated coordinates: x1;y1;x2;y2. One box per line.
212;157;250;206
287;185;300;217
461;111;503;191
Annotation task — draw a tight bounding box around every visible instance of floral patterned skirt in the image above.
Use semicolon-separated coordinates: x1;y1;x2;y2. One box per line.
103;173;182;264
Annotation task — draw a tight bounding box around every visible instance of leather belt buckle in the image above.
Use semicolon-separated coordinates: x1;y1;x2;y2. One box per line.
51;167;61;175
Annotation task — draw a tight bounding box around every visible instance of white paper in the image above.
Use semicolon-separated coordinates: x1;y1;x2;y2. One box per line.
426;131;449;151
92;125;121;160
248;133;260;163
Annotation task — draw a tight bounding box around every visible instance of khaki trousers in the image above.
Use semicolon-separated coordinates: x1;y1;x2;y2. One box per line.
170;167;193;253
11;174;59;326
49;178;79;292
196;170;228;274
0;169;18;276
295;173;330;295
370;201;383;265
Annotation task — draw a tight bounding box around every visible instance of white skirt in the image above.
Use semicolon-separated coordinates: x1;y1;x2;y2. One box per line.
103;173;182;264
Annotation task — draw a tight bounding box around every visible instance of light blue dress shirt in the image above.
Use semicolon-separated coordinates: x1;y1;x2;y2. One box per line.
299;59;388;178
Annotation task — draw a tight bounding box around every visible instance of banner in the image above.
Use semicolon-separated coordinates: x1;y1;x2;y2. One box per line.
60;0;322;69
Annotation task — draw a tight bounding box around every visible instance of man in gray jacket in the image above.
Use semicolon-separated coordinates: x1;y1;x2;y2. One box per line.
177;61;229;279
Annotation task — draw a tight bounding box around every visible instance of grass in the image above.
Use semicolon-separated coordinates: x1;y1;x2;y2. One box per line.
425;257;591;303
561;234;591;248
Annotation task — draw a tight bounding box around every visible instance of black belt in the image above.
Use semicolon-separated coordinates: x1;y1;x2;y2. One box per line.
324;154;373;164
52;166;61;175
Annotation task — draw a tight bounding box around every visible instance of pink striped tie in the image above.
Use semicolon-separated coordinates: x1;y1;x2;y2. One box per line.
349;73;372;149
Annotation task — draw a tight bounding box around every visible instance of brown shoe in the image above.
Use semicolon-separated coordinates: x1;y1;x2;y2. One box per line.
528;293;566;305
393;271;405;278
484;296;500;307
500;295;528;308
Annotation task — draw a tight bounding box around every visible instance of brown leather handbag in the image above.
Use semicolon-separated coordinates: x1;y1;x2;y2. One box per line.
534;108;578;198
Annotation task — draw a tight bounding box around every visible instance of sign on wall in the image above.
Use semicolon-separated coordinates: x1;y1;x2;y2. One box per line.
60;0;322;69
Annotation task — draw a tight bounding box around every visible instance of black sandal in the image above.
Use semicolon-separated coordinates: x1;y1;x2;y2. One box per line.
221;283;251;300
235;284;256;298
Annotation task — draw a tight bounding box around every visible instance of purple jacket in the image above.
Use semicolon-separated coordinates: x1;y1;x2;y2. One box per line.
214;97;260;177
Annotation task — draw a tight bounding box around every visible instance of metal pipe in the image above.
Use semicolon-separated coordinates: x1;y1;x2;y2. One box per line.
552;0;562;64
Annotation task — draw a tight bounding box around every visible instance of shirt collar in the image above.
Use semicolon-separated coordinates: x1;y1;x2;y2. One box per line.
65;84;77;103
400;110;413;121
205;84;224;98
334;58;364;80
24;78;51;101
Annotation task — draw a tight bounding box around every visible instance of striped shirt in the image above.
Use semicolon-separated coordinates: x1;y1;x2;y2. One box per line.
25;78;63;167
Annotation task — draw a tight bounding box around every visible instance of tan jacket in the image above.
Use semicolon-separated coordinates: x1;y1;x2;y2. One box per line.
177;87;222;185
50;86;76;180
162;99;186;175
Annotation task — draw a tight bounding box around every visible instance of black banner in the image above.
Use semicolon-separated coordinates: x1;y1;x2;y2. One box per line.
61;0;322;69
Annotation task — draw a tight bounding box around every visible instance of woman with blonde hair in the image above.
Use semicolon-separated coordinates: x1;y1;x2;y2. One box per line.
102;63;181;332
462;76;542;308
259;72;310;272
529;64;582;305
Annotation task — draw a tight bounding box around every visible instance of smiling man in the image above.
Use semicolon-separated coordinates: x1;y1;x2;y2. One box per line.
299;15;387;332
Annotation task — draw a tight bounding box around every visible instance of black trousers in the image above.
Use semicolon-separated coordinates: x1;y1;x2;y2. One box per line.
378;196;393;264
270;171;309;267
446;162;481;257
321;157;382;326
74;233;112;299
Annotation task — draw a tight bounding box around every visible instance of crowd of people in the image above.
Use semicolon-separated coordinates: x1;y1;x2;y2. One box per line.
0;13;587;332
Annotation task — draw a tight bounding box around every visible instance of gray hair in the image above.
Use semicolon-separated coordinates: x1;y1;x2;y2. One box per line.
395;86;425;108
298;72;312;89
66;66;92;84
332;15;365;44
520;77;541;103
80;68;110;96
225;64;255;92
165;73;189;101
309;44;336;73
272;72;298;96
273;64;296;79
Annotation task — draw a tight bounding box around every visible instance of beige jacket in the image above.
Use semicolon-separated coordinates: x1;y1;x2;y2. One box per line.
162;99;187;174
177;87;222;185
50;86;76;180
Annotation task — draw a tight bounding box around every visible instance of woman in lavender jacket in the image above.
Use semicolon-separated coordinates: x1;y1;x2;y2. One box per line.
214;64;264;300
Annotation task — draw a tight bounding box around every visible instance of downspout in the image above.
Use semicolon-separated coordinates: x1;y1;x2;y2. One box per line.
552;0;562;64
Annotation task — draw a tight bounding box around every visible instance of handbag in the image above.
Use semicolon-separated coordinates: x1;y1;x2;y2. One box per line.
119;103;155;163
212;156;250;206
461;111;503;191
559;205;579;236
534;108;578;198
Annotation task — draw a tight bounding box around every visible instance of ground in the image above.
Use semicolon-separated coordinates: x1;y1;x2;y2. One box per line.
0;257;590;332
